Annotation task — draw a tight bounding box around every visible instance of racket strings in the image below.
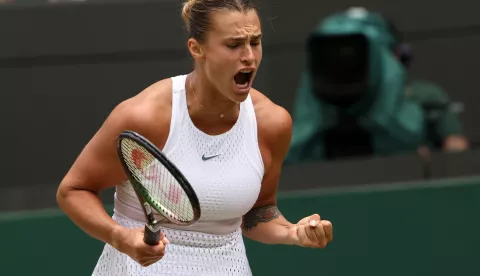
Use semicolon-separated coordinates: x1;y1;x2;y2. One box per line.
120;138;195;223
149;159;193;221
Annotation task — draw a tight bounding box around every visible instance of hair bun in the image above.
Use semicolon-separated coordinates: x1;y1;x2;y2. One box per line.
181;0;198;32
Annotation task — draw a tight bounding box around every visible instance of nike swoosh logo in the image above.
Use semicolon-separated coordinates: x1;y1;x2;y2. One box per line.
202;154;220;161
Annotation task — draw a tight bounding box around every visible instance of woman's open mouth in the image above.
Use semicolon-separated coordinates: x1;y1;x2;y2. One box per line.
233;69;254;92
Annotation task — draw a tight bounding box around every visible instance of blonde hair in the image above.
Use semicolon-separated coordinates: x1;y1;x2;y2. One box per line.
181;0;257;42
181;0;197;34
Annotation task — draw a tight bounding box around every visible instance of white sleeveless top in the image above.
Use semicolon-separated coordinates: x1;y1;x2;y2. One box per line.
93;75;265;275
114;74;264;235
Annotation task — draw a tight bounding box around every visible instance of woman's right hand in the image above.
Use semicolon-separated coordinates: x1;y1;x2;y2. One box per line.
112;226;169;267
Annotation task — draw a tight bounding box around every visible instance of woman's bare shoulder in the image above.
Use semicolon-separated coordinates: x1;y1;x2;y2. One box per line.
250;89;292;169
59;78;175;193
131;78;173;116
250;89;292;141
108;77;174;146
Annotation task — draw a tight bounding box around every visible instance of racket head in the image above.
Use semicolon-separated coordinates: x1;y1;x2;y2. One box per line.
116;130;201;225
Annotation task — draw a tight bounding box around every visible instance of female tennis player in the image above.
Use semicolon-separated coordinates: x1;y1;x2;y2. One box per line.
56;0;333;275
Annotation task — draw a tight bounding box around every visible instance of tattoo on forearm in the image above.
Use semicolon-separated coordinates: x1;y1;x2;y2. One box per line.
242;205;281;231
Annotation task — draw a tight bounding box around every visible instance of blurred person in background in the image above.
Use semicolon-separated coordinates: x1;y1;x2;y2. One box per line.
387;21;469;153
285;7;468;164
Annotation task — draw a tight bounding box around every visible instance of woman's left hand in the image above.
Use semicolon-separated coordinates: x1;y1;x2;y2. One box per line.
288;214;333;248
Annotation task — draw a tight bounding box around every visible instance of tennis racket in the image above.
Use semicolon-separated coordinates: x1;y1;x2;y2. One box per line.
116;130;201;245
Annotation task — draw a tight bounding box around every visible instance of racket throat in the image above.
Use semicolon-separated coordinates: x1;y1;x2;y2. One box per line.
145;222;163;233
142;202;163;242
144;207;162;233
143;202;158;224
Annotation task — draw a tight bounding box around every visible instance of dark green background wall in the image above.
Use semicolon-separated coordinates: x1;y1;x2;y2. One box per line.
1;177;479;275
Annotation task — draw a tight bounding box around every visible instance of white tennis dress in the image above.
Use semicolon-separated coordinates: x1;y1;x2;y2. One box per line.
92;75;265;276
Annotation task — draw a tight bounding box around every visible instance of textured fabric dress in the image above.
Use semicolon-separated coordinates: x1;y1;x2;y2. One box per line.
92;74;265;276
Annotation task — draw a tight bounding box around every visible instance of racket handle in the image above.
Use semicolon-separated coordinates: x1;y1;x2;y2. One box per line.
144;224;161;245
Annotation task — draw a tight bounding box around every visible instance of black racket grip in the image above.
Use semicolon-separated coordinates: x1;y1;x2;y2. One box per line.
144;224;161;245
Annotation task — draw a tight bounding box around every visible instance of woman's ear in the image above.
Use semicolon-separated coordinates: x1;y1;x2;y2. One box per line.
187;38;205;60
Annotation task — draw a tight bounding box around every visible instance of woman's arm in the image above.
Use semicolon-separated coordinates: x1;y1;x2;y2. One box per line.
242;204;296;245
241;101;295;244
242;98;332;248
57;80;172;266
57;101;133;247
